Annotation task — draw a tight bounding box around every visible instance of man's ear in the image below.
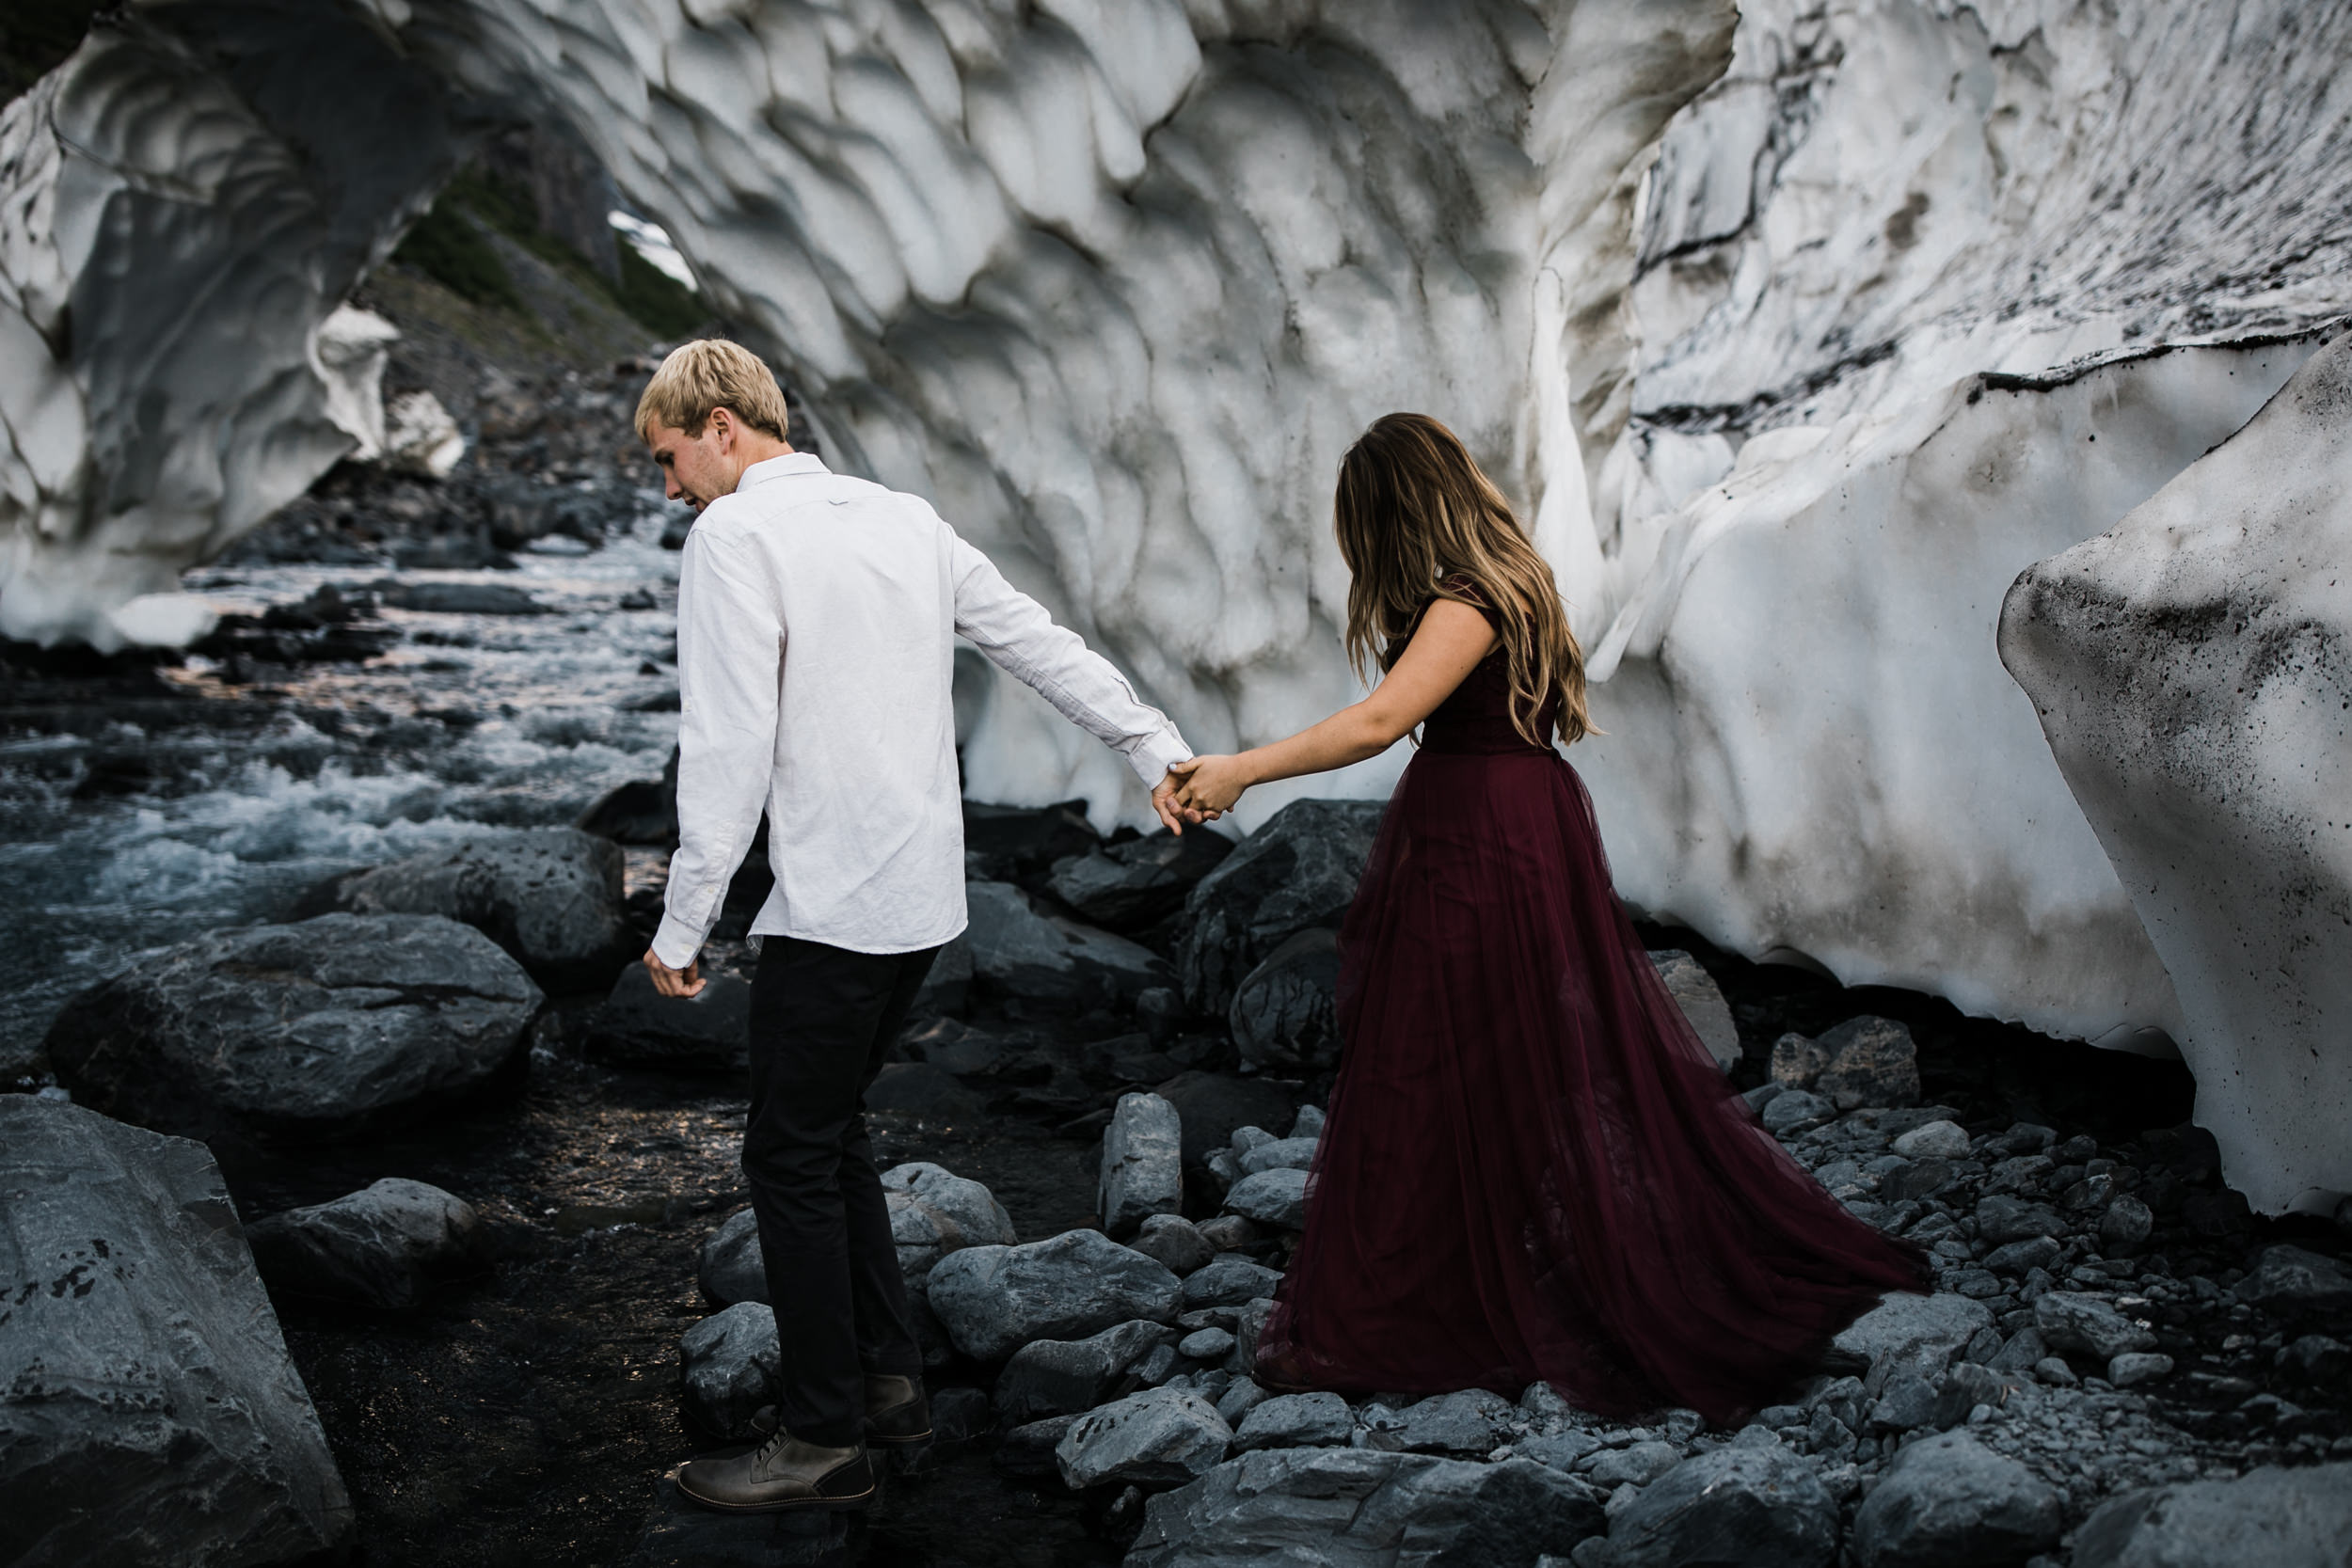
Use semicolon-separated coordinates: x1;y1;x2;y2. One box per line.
706;405;737;452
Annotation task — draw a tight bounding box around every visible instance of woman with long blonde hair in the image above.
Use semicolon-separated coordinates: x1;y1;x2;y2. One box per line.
1168;413;1925;1422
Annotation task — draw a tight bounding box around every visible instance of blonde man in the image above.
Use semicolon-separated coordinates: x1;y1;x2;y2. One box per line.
634;341;1197;1513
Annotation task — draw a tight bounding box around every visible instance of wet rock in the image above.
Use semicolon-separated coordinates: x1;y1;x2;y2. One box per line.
1520;1431;1603;1470
698;1210;766;1307
1156;1072;1298;1168
1228;928;1342;1072
963;881;1173;1008
1761;1089;1836;1135
1976;1193;2067;1244
961;800;1100;886
576;744;681;846
1290;1105;1326;1140
2106;1352;2173;1387
1648;950;1740;1072
927;1228;1182;1361
1814;1017;1921;1109
1233;1390;1353;1451
680;1302;781;1440
1178;800;1386;1014
1130;1449;1604;1566
46;912;541;1143
1056;1386;1233;1489
1891;1119;1970;1160
307;827;632;991
246;1177;489;1310
911;931;973;1015
1881;1158;1954;1202
1984;1236;2062;1275
1130;1214;1215;1275
1851;1431;2062;1568
1183;1258;1285;1310
2098;1195;2154;1254
1193;1214;1263;1253
1222;1167;1309;1229
1216;1379;1274;1426
2276;1334;2351;1386
1181;1326;1237;1360
1100;1092;1184;1238
994;1319;1178;1424
1232;1298;1277;1370
1047;828;1235;932
1607;1444;1836;1568
0;1099;353;1565
1588;1439;1684;1488
370;578;550;614
1238;1137;1318;1176
882;1162;1016;1279
2236;1243;2352;1317
586;962;752;1072
1394;1389;1515;1457
1832;1292;1995;1396
2034;1292;2158;1360
2073;1462;2352;1568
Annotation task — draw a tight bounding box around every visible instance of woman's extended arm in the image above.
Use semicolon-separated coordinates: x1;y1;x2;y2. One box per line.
1168;598;1497;814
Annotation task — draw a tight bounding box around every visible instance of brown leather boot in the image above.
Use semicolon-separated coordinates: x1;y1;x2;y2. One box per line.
677;1428;873;1513
863;1373;931;1448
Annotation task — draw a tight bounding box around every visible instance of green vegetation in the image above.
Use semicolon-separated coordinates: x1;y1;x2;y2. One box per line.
391;166;706;338
1;0;103;102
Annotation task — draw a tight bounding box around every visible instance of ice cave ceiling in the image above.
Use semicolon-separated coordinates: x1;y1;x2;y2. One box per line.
2;0;2348;1212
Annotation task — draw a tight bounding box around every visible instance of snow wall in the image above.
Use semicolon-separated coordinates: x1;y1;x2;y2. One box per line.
3;0;2350;1209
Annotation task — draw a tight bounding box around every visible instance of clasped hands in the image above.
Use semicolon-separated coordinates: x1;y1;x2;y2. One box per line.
1155;753;1250;826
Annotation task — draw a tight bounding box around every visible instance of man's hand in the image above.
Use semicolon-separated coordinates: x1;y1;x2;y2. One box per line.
1152;769;1209;834
644;947;706;998
1167;753;1249;816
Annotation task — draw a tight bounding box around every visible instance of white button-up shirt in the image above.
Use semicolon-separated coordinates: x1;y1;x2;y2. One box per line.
650;453;1191;967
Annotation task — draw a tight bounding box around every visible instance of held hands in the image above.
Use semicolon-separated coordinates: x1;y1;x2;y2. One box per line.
644;947;706;998
1166;753;1251;817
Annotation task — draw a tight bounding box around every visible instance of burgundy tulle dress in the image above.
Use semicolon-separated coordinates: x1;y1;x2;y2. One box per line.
1254;590;1930;1427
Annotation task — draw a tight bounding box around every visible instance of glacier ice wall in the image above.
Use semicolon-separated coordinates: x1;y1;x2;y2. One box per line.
2000;330;2352;1215
6;0;2352;1199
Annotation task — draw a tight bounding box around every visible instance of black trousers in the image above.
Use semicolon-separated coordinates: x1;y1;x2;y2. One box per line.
743;934;939;1447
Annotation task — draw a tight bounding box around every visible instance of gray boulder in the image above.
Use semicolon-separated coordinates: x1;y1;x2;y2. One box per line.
1976;1193;2067;1244
1851;1431;2061;1568
1156;1071;1300;1168
995;1319;1179;1424
308;827;632;991
1392;1389;1514;1457
1101;1092;1184;1238
680;1301;781;1439
1184;1258;1285;1310
698;1209;767;1306
1223;1167;1310;1229
1761;1090;1836;1135
699;1162;1014;1307
1130;1213;1216;1275
2098;1195;2155;1254
1240;1136;1319;1175
45;913;541;1142
2236;1243;2352;1317
1047;827;1235;931
927;1228;1182;1361
2073;1462;2352;1568
1831;1292;1994;1396
963;881;1173;1007
1229;928;1342;1072
1234;1391;1355;1451
586;961;752;1072
1890;1120;1971;1160
1647;951;1740;1072
1178;800;1386;1014
1607;1444;1837;1568
913;932;974;1015
1771;1017;1920;1110
1587;1439;1682;1487
246;1177;489;1310
2034;1292;2158;1360
1130;1448;1603;1566
0;1098;352;1565
1057;1386;1234;1489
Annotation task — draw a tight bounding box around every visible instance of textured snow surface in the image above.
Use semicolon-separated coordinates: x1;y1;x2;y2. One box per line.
5;0;2352;1201
2001;330;2352;1215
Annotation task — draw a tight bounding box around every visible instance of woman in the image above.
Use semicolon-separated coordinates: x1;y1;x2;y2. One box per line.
1168;413;1928;1426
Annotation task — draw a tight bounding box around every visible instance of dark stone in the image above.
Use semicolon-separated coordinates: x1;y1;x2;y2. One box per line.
2074;1464;2352;1568
1182;1258;1285;1310
1608;1445;1836;1568
301;826;633;991
576;744;679;846
2236;1244;2352;1318
1131;1449;1602;1567
1976;1193;2067;1244
1177;800;1386;1014
0;1098;353;1564
367;577;550;614
927;1229;1183;1361
246;1177;491;1310
962;800;1100;885
1228;928;1341;1073
1881;1158;1954;1202
1155;1071;1298;1169
1048;829;1236;932
585;962;751;1072
1811;1016;1921;1110
964;881;1173;1008
45;913;541;1143
864;1062;985;1119
994;1319;1178;1424
994;1415;1083;1479
1851;1431;2061;1568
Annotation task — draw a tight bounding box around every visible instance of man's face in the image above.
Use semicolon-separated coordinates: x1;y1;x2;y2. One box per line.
645;411;740;513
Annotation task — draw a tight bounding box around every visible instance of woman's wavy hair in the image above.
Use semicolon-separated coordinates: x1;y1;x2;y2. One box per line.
1333;412;1592;748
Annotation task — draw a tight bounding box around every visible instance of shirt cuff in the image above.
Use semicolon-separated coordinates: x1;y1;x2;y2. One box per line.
650;911;707;972
1127;725;1194;791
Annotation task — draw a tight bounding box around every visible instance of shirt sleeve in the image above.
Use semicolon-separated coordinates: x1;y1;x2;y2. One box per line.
948;532;1193;789
652;525;782;969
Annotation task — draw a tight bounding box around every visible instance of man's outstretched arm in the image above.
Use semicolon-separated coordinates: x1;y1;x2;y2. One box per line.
647;528;782;995
948;535;1198;832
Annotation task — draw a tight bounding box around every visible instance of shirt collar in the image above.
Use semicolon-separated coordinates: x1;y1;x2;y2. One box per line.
737;451;830;490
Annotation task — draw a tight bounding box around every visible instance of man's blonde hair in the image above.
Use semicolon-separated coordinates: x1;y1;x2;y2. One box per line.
634;339;790;443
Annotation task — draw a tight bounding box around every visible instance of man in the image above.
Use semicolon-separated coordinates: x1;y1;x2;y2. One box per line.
634;341;1197;1513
